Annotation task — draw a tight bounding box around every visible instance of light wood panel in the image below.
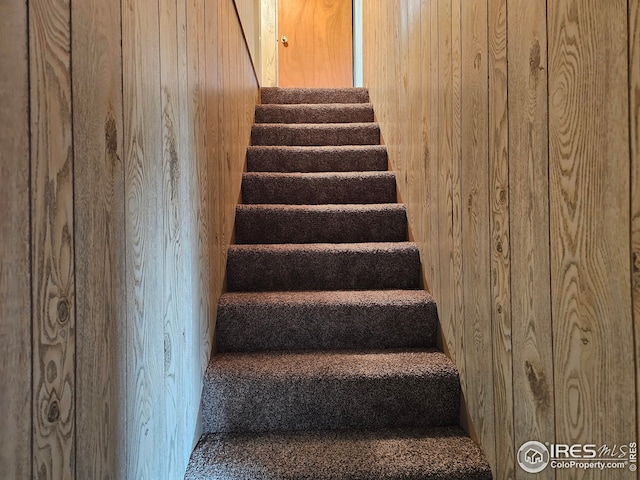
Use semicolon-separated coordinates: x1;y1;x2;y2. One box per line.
72;0;126;477
0;1;31;478
261;0;278;86
487;0;513;476
548;4;635;477
122;0;166;476
460;0;495;467
29;0;76;477
437;0;455;361
508;2;555;479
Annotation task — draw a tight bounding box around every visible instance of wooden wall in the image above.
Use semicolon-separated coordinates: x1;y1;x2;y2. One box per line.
363;1;639;478
0;0;258;478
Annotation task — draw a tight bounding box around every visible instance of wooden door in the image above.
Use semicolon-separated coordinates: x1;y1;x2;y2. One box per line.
278;0;353;87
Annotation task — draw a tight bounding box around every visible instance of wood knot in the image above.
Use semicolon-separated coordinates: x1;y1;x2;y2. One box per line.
57;298;70;324
499;189;507;204
47;400;60;423
497;304;502;315
474;52;482;70
529;39;541;77
496;241;503;253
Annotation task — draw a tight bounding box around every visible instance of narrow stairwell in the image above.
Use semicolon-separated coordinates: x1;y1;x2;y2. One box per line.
185;88;492;479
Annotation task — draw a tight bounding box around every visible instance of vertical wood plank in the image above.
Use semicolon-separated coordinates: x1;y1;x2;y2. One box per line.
488;0;514;477
630;2;640;476
450;0;465;395
419;0;434;292
261;0;277;86
187;0;212;371
548;2;635;478
0;1;32;478
460;0;495;469
29;0;76;476
71;0;126;477
508;1;556;478
429;0;441;300
159;0;185;475
122;0;165;476
437;0;455;361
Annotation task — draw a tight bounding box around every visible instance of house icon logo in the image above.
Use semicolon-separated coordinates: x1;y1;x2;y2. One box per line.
517;441;550;473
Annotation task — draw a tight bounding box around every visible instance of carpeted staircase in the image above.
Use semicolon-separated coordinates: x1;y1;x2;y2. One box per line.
185;88;492;479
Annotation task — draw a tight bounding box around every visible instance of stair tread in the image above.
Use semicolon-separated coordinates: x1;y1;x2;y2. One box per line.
186;426;492;480
236;202;405;213
261;87;370;104
251;123;380;146
207;348;456;379
228;241;419;254
255;103;374;123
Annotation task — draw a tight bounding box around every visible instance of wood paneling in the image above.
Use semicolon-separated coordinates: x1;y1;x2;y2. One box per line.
29;0;76;477
631;0;640;465
261;0;278;86
1;0;258;477
548;2;635;473
487;0;513;476
460;0;495;467
507;1;555;479
364;1;639;478
0;1;31;478
72;0;126;477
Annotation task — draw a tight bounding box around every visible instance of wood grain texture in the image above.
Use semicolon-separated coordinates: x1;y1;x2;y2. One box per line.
631;2;640;475
29;0;76;477
436;0;456;362
159;0;186;473
547;2;635;478
122;0;165;476
429;0;441;301
261;0;278;86
460;0;495;468
508;2;556;478
487;0;514;477
278;0;353;87
0;1;31;478
71;0;126;477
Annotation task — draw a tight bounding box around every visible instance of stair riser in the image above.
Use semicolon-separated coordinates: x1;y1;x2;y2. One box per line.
242;174;397;205
261;87;370;104
202;375;460;434
251;124;380;146
226;246;421;292
246;146;388;172
216;301;437;352
255;104;374;124
235;206;407;244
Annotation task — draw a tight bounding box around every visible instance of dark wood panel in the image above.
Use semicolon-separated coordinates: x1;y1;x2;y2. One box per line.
507;1;555;479
548;3;635;478
29;0;76;477
460;0;495;468
0;1;32;478
487;0;513;477
630;2;640;473
71;0;125;477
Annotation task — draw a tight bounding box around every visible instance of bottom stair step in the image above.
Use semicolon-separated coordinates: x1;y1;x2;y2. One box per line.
185;426;493;480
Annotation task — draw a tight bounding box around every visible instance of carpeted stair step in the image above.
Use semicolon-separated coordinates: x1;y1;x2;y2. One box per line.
185;426;493;480
242;171;397;204
261;87;370;104
251;123;380;146
201;349;460;433
226;242;421;292
246;145;388;172
255;103;375;124
235;204;407;244
216;290;438;352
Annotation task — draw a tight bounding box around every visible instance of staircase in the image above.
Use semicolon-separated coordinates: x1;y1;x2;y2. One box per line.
185;88;492;479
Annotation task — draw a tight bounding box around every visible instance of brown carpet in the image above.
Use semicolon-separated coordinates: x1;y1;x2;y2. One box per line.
185;87;492;480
